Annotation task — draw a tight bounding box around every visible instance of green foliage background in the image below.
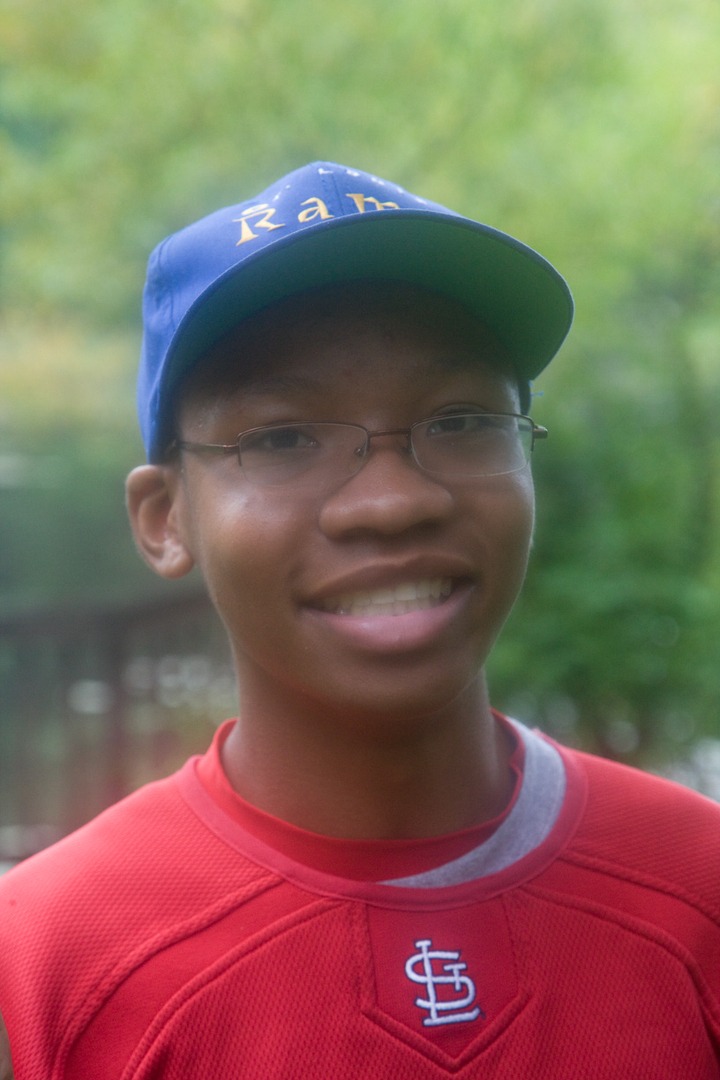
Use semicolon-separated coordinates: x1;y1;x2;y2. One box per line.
2;0;719;763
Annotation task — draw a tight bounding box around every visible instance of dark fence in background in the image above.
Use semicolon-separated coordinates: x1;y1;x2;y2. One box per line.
0;590;235;864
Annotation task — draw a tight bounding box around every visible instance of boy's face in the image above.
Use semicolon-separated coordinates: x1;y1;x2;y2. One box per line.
137;286;536;728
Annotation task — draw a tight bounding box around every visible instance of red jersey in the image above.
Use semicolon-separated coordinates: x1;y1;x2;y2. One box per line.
1;718;719;1078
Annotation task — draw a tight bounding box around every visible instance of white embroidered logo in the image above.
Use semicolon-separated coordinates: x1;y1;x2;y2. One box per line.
405;939;483;1027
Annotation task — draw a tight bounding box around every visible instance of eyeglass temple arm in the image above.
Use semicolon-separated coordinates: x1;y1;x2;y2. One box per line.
170;439;239;455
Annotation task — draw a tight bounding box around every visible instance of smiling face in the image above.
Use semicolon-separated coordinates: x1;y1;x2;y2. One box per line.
134;284;536;736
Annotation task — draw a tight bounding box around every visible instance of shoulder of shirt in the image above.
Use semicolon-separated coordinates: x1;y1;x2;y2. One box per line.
549;741;720;919
0;767;274;1073
0;766;273;910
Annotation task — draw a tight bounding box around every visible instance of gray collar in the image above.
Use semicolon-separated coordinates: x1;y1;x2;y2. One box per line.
382;721;566;888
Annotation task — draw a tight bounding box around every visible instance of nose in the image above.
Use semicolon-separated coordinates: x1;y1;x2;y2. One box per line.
318;439;454;539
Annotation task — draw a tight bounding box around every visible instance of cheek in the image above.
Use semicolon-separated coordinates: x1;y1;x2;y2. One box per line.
508;474;536;567
513;472;536;551
483;466;534;531
188;486;303;618
473;472;535;586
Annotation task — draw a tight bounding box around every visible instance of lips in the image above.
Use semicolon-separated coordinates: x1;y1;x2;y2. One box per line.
318;578;454;617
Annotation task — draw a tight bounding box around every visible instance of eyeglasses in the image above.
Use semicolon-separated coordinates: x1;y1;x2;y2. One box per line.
173;412;548;488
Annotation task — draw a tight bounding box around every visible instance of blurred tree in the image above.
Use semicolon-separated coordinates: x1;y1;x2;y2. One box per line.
1;0;718;761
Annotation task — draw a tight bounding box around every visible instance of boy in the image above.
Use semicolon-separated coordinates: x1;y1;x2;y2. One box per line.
1;161;720;1078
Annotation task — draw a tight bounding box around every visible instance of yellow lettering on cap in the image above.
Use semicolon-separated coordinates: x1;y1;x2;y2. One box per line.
298;197;333;223
346;193;400;213
233;203;285;245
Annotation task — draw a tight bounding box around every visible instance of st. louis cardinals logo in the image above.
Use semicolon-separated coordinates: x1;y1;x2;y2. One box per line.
405;939;484;1027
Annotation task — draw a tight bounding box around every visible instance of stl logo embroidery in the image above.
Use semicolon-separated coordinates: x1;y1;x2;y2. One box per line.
405;939;484;1027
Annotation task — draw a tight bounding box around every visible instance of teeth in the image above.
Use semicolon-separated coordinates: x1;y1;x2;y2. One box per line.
322;578;453;617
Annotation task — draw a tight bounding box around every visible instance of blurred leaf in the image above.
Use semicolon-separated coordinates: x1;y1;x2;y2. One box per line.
1;0;719;761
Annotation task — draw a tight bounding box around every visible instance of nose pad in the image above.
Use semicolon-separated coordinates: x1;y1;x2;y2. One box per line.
350;432;413;478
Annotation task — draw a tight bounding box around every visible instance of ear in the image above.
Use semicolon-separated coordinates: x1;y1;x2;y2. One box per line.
125;465;195;579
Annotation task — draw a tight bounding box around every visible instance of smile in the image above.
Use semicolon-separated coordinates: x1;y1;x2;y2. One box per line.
318;578;454;617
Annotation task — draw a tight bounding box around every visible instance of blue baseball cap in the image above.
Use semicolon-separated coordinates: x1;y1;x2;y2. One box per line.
138;161;574;461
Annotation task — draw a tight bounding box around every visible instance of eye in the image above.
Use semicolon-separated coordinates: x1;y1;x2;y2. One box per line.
241;424;321;454
424;413;497;437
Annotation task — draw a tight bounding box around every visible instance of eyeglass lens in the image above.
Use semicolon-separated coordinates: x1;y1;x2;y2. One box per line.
237;415;534;487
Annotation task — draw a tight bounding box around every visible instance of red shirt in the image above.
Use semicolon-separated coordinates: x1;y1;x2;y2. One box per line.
1;718;720;1078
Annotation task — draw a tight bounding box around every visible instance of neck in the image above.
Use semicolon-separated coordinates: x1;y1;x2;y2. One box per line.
220;675;515;839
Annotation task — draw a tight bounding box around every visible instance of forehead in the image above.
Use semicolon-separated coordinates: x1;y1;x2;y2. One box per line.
177;282;517;415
